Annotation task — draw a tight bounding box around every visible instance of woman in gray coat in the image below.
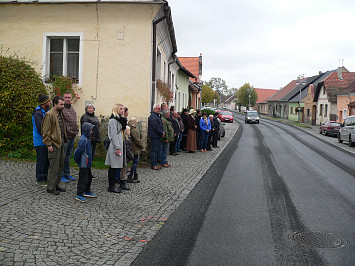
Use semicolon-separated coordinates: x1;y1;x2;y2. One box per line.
105;103;127;193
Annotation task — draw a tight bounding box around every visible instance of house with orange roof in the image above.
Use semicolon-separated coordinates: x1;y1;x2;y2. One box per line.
255;88;279;114
337;81;355;123
266;80;299;118
313;67;354;124
178;54;202;109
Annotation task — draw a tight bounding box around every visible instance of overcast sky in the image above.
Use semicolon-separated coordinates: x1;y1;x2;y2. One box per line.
168;0;355;90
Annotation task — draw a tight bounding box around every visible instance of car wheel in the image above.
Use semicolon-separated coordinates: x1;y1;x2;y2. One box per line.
349;136;355;147
257;121;259;124
319;129;322;134
338;134;343;143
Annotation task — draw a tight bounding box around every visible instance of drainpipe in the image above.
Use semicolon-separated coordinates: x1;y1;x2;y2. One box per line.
151;15;167;112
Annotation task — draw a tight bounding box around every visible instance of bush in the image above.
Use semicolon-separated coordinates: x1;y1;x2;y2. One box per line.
0;54;47;157
201;108;216;116
48;75;82;103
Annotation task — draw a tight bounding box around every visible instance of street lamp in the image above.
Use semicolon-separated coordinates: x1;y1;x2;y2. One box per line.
248;94;251;110
296;75;307;124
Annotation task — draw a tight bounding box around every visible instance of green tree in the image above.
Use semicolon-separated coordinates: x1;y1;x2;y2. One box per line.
236;83;257;109
0;54;47;157
201;84;214;104
205;77;229;95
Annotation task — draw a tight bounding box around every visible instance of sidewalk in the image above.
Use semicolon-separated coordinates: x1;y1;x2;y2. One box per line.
0;122;239;266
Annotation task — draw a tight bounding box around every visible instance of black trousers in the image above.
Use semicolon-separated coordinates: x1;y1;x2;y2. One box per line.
170;135;177;155
77;168;93;196
207;132;213;150
212;129;219;147
181;134;187;151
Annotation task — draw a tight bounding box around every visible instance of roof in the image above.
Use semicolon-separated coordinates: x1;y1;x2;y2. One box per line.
267;80;299;102
324;72;355;102
255;88;279;104
178;56;201;83
287;75;321;103
176;57;196;79
221;94;235;104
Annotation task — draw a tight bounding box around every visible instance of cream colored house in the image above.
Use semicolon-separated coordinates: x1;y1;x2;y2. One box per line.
0;0;179;123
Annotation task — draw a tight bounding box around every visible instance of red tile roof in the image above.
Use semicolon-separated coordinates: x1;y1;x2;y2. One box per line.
178;57;200;83
325;72;355;101
255;88;279;104
267;79;300;101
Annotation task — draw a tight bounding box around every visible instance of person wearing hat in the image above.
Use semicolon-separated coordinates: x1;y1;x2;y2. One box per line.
32;94;51;186
186;109;197;153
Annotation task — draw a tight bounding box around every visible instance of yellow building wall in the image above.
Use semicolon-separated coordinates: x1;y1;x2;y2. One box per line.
0;2;161;118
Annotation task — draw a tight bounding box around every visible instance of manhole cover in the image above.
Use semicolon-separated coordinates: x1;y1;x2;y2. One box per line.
291;232;347;248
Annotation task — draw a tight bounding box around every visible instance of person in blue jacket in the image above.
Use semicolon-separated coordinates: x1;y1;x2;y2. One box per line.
74;122;96;203
32;94;51;185
199;112;211;152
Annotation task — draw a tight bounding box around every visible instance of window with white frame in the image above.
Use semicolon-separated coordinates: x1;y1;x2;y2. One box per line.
324;104;328;117
319;104;323;116
343;109;348;120
43;33;83;84
290;107;293;114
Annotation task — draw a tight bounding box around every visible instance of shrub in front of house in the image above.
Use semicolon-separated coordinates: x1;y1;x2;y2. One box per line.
0;54;47;157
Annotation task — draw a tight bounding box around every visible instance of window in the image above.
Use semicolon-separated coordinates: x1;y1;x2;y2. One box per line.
43;33;83;84
307;109;310;117
343;109;348;120
324;104;328;117
319;104;323;116
156;48;161;80
163;61;166;82
290;107;293;114
322;86;326;95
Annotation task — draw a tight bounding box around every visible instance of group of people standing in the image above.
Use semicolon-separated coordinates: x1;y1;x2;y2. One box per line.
32;95;220;202
148;104;221;169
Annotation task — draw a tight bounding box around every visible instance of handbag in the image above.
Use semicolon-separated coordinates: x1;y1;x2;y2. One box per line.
104;136;110;149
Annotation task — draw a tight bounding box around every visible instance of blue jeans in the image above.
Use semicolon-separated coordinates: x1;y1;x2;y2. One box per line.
200;131;209;150
130;154;139;176
150;137;161;167
175;133;182;152
63;137;75;176
160;141;169;164
35;146;49;182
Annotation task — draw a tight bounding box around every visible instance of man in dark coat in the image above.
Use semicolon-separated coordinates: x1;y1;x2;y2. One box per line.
207;115;215;151
180;109;189;151
195;109;201;150
212;112;220;148
148;104;165;170
169;111;180;156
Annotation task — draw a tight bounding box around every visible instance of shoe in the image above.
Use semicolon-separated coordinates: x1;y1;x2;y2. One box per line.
108;186;122;193
47;189;60;195
174;153;179;155
151;166;160;170
126;176;134;183
120;180;131;190
161;163;171;168
56;186;66;192
37;181;47;187
66;175;76;181
132;173;140;183
83;192;97;198
61;176;69;183
76;195;87;203
187;151;195;153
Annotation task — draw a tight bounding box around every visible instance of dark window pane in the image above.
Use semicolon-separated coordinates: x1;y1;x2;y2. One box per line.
50;53;63;77
67;53;79;82
67;39;79;52
50;39;63;52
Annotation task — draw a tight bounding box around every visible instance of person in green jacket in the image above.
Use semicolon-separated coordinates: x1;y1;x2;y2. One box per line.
160;110;174;167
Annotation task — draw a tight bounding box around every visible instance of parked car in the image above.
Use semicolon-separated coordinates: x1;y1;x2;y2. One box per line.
217;118;225;140
218;111;233;123
338;115;355;147
245;110;259;124
319;121;341;136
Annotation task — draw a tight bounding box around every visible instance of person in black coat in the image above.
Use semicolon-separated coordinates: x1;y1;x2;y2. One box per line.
212;112;220;148
180;109;189;151
169;111;180;155
195;109;201;150
207;115;215;151
80;104;101;161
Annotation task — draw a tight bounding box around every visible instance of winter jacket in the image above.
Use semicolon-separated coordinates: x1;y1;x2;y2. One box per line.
105;116;126;168
80;112;101;143
169;117;180;135
74;122;94;168
148;112;164;139
125;135;134;162
32;106;48;147
181;113;189;136
187;115;196;131
42;108;67;148
130;125;143;155
161;116;174;143
199;117;211;132
213;116;220;131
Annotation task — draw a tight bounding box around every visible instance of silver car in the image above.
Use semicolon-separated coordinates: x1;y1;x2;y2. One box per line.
245;111;260;124
338;115;355;147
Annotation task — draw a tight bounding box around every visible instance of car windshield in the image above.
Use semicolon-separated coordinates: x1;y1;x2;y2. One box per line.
248;113;258;117
221;112;232;115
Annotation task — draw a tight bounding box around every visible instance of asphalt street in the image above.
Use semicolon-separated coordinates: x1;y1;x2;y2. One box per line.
133;113;355;265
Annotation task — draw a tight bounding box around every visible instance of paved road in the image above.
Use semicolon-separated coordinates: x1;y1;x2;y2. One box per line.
0;122;238;265
133;113;355;265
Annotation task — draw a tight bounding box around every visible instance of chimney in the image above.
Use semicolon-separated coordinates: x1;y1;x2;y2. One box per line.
337;67;343;81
